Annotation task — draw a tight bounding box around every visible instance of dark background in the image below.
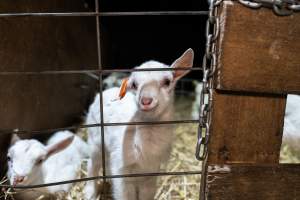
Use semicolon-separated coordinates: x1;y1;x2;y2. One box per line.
91;0;208;80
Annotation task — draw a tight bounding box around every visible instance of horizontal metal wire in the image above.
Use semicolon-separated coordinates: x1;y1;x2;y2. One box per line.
0;120;199;135
0;5;206;197
0;11;208;18
0;170;202;189
0;67;202;76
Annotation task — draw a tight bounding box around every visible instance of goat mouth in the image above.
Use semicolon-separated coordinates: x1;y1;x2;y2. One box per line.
140;104;157;112
12;176;27;186
12;181;21;186
13;180;28;187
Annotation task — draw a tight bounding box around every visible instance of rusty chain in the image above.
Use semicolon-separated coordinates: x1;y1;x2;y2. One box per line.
238;0;300;15
195;0;222;199
195;0;220;162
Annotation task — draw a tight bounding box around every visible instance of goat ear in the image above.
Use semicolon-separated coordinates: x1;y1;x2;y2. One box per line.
171;48;194;81
46;136;74;158
11;134;21;145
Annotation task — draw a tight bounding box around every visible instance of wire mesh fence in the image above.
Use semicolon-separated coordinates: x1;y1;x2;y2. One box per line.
0;1;209;199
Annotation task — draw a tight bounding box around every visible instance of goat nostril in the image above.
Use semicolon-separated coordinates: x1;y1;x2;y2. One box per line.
19;176;24;182
141;98;153;106
15;176;25;184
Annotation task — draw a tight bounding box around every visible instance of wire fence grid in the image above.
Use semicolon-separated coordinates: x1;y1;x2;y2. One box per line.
0;1;209;200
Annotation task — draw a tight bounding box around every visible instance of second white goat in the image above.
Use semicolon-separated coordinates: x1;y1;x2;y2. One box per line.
7;131;90;199
84;48;194;200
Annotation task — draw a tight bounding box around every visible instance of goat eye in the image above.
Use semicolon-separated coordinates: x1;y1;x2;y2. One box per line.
7;156;11;162
36;158;43;165
163;79;171;87
131;81;138;90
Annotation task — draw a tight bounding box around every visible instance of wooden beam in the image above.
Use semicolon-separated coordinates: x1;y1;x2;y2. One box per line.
207;164;300;200
208;91;286;164
215;1;300;94
206;2;299;199
0;0;98;131
0;0;98;177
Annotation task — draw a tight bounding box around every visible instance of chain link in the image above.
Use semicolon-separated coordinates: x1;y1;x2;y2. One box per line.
238;0;300;15
195;0;219;163
195;0;221;199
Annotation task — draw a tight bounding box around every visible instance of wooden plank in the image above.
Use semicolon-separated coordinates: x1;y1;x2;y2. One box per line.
0;1;98;130
0;0;98;131
215;1;300;94
0;0;87;12
208;91;286;164
207;164;300;200
0;0;98;177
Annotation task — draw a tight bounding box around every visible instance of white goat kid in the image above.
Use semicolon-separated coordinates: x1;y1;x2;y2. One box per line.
84;48;194;200
7;131;90;199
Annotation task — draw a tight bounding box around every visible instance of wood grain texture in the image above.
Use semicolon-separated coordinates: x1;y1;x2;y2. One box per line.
208;91;286;164
207;164;300;200
0;0;98;131
0;0;98;177
215;1;300;94
0;4;98;71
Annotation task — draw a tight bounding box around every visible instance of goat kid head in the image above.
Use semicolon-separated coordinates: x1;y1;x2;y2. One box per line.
118;48;194;119
7;134;74;186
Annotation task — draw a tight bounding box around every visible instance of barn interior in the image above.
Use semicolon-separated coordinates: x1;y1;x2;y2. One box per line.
1;0;298;199
0;0;209;198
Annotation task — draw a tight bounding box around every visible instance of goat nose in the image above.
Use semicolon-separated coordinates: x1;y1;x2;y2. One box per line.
141;97;153;106
14;176;25;185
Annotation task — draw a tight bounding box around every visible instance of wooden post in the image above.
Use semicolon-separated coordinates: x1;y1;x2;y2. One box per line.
206;1;300;199
215;1;300;94
208;164;300;200
0;0;98;177
209;91;286;164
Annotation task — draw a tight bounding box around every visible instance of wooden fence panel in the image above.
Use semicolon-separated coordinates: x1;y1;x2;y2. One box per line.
215;1;300;94
206;1;300;199
0;0;98;177
207;164;300;200
208;91;286;164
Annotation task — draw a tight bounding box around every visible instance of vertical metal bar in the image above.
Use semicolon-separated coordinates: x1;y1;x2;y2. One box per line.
95;0;107;199
199;156;208;200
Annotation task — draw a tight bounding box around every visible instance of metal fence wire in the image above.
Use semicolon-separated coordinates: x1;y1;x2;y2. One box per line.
0;0;211;200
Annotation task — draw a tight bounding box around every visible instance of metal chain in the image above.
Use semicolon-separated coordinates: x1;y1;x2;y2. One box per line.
238;0;300;15
195;0;220;162
195;0;220;163
195;0;222;199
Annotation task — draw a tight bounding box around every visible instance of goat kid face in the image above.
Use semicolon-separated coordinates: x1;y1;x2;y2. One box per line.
7;140;47;186
7;135;74;186
125;48;194;118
